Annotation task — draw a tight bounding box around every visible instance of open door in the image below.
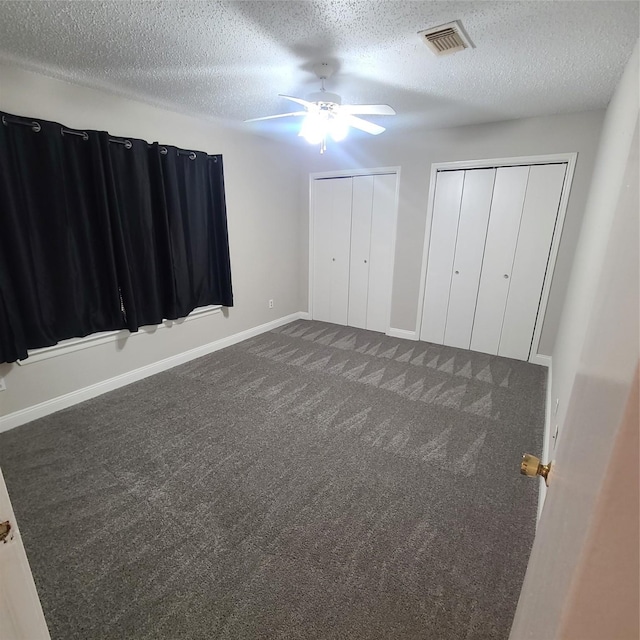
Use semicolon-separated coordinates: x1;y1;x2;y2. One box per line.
0;467;50;639
510;120;639;638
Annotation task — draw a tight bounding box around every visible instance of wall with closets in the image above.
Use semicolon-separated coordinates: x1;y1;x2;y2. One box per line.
300;109;604;356
0;62;306;419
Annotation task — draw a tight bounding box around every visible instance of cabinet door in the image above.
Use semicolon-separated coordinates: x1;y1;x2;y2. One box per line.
366;173;397;333
471;166;530;355
420;170;465;343
443;168;496;349
348;176;374;329
498;164;566;360
312;177;353;325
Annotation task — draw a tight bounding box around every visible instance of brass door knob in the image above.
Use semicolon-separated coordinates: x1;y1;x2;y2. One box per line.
0;520;12;544
521;454;552;486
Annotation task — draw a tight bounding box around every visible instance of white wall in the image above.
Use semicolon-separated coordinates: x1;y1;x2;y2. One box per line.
299;110;604;355
0;63;305;419
558;367;639;639
550;42;639;436
510;41;639;638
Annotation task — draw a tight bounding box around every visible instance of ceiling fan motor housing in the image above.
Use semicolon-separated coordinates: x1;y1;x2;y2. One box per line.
306;91;342;106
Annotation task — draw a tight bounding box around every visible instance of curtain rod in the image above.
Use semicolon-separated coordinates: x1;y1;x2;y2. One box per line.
2;114;216;161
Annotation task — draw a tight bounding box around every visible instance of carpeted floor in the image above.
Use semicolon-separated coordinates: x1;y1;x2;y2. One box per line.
0;320;545;639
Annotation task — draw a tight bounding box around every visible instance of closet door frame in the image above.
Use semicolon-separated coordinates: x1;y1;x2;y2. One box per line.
416;153;577;365
308;167;401;334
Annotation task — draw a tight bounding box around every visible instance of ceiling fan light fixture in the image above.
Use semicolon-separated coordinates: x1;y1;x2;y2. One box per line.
300;113;325;145
247;63;395;153
329;116;349;142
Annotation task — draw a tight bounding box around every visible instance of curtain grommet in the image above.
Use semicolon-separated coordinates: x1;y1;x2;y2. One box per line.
2;115;41;132
61;127;89;141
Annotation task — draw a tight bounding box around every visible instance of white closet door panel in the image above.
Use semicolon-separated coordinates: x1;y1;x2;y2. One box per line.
499;163;567;360
420;170;465;343
366;173;397;333
348;176;374;329
471;166;530;355
312;178;353;325
328;178;353;325
312;179;334;323
443;168;496;349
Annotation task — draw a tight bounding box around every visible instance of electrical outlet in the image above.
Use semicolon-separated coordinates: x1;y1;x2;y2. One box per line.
0;377;6;392
268;299;274;309
554;398;559;416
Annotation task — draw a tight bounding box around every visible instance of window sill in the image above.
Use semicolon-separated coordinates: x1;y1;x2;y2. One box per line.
17;305;222;366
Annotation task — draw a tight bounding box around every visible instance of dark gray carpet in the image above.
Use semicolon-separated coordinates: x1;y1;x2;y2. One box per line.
0;320;545;640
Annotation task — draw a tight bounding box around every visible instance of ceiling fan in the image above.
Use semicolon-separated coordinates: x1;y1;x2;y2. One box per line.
245;63;396;153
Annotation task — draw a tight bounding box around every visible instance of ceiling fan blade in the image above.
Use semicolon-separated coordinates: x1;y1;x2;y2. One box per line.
278;94;315;108
340;104;396;116
244;111;307;123
343;115;386;135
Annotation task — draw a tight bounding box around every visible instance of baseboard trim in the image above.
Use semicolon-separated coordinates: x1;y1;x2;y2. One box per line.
530;353;552;367
0;312;305;434
386;327;419;341
538;356;553;523
298;312;311;320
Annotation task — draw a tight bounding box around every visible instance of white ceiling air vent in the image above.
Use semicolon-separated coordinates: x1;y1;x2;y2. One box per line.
418;21;473;56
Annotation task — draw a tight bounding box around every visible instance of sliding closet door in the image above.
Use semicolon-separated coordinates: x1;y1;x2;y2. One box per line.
366;173;397;333
420;170;465;343
470;166;529;355
498;164;566;360
348;176;374;329
312;177;353;324
443;168;496;349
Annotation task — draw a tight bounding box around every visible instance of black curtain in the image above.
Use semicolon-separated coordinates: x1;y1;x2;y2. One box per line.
159;146;233;316
0;111;233;364
103;138;176;330
0;116;125;363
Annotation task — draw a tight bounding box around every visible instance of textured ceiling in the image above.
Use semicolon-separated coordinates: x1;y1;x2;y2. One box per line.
0;1;638;135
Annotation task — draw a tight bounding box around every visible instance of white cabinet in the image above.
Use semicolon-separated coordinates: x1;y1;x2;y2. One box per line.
312;173;397;333
421;162;567;361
